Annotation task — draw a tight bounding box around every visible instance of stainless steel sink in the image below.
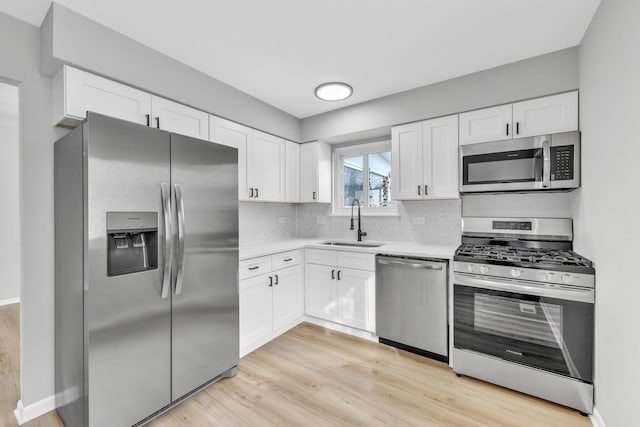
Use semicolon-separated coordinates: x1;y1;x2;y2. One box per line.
321;241;385;248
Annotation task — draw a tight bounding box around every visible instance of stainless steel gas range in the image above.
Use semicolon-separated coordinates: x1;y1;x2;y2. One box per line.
452;217;595;414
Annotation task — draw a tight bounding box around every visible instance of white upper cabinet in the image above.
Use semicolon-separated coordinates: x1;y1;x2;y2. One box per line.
285;141;300;203
53;65;151;127
249;131;286;202
459;91;578;145
512;91;578;138
150;95;209;139
423;115;459;199
299;141;331;203
459;104;513;145
209;116;251;200
392;114;459;200
391;122;423;200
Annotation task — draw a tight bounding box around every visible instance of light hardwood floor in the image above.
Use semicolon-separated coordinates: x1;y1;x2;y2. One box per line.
1;305;589;427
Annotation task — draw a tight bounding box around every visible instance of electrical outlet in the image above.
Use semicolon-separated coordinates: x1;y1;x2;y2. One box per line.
317;215;326;225
278;216;286;224
412;216;426;225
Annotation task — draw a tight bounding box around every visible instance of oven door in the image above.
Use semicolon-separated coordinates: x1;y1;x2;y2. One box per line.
459;136;550;193
453;273;594;383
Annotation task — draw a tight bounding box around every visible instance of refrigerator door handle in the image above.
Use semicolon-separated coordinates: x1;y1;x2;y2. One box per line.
174;183;186;295
160;183;172;299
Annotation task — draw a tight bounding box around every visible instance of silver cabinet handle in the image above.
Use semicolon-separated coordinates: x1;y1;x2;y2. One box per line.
248;266;260;271
378;259;444;270
268;276;273;287
542;138;551;188
255;188;259;198
274;274;279;285
417;185;421;196
331;269;335;279
424;184;428;196
284;258;293;262
160;183;173;299
313;191;316;200
250;187;254;198
337;270;341;280
174;184;186;295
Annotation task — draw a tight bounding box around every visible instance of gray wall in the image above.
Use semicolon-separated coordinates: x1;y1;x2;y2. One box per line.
572;1;640;425
0;11;66;407
0;82;20;302
301;47;579;141
41;4;301;142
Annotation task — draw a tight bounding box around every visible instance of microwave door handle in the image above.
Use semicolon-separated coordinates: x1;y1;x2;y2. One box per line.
542;138;551;188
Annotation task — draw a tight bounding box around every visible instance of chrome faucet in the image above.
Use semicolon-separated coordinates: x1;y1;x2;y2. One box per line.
350;199;367;242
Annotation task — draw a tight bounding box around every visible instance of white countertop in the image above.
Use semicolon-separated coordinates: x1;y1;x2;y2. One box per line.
240;238;458;261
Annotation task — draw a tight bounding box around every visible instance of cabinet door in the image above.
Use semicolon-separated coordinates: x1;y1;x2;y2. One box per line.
512;91;578;138
272;265;304;331
249;131;286;201
151;96;209;139
209;116;251;200
239;274;273;351
459;104;513;145
391;122;423;200
304;263;337;322
60;65;151;125
285;140;300;203
336;268;375;332
423;114;459;199
299;142;318;202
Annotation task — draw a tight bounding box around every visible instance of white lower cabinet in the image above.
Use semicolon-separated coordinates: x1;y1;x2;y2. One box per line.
304;249;376;333
336;268;375;332
239;250;303;356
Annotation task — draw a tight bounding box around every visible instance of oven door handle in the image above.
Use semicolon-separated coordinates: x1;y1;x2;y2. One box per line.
454;274;594;304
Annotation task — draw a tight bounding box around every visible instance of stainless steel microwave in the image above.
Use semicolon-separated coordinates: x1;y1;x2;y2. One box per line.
459;131;580;193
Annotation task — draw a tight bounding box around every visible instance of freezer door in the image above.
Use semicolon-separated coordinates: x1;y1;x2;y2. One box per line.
85;113;172;426
170;133;239;400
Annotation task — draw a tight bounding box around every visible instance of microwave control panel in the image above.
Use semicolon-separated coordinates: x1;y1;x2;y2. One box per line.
550;146;574;181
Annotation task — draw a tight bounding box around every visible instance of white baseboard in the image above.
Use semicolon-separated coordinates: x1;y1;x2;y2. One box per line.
302;316;378;342
0;297;19;307
590;407;606;427
14;396;56;425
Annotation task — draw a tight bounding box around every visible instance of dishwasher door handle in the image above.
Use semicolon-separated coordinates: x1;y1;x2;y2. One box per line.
377;259;444;270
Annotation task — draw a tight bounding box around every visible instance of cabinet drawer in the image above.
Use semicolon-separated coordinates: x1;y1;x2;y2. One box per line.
337;251;375;271
305;249;337;266
239;256;272;280
272;249;303;271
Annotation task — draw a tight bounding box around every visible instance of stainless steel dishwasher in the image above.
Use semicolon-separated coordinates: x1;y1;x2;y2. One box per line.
376;255;448;362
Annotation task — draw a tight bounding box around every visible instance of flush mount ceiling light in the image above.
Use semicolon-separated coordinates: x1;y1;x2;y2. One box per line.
314;82;353;101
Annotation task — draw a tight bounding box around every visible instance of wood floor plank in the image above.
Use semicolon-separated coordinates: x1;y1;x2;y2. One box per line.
0;307;590;427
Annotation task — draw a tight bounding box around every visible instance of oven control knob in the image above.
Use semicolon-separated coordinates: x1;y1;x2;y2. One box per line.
467;264;477;273
479;266;489;274
510;268;522;278
544;272;555;282
561;274;573;284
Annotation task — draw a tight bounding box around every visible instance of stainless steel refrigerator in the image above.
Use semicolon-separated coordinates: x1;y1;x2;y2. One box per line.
55;112;239;426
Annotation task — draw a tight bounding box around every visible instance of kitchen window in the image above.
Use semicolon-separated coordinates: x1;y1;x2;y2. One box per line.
333;141;395;216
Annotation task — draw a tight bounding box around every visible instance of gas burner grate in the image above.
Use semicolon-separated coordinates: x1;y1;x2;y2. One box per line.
455;244;593;268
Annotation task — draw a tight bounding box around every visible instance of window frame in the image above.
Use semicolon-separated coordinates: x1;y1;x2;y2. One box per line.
332;140;397;216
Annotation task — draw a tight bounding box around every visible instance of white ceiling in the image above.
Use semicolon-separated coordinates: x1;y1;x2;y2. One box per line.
0;0;600;118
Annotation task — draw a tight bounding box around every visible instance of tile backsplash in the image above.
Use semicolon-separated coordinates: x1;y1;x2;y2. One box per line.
239;202;297;244
296;200;462;245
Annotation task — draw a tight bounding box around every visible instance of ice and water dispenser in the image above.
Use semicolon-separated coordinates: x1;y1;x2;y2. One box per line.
107;212;158;276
